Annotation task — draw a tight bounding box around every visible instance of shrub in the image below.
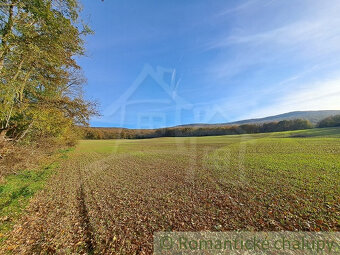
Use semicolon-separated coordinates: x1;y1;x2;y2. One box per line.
318;115;340;128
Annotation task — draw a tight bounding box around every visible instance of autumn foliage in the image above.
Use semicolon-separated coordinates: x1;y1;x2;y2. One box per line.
0;0;97;147
82;119;314;139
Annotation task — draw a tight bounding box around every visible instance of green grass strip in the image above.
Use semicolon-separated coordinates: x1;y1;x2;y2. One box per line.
0;148;72;243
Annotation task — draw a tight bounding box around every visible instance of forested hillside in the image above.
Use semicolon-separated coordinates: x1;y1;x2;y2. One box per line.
177;110;340;127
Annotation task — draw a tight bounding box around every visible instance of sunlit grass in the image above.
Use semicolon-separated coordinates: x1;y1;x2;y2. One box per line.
0;149;72;243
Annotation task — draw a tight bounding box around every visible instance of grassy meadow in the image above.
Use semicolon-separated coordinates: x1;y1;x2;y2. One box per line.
1;127;340;254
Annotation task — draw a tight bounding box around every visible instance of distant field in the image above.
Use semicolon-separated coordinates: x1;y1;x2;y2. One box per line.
3;127;340;254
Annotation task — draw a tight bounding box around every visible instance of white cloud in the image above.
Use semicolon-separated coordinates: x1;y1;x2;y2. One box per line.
206;0;340;80
240;77;340;120
217;0;262;16
216;20;336;47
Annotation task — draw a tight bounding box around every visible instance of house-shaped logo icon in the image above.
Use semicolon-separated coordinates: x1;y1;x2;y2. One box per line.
101;64;193;129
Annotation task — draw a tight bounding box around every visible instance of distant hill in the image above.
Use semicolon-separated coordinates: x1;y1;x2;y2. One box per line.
177;110;340;127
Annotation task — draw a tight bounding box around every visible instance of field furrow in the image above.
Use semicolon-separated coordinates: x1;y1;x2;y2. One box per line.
3;130;340;254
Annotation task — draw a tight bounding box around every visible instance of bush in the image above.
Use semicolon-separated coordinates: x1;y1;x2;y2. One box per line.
317;115;340;128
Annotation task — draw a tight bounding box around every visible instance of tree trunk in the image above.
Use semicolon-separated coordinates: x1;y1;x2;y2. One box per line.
0;129;8;142
0;1;15;71
16;122;33;142
18;68;33;103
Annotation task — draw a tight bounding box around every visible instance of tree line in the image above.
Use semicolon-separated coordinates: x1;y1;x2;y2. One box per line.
317;115;340;128
82;119;317;139
0;0;96;146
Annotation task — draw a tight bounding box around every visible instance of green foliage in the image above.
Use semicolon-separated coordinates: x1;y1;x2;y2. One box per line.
0;0;97;145
317;115;340;128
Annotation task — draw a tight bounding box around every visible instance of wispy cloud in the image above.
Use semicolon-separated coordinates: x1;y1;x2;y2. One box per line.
217;0;262;16
217;21;340;67
207;0;340;73
200;0;340;120
86;0;340;127
212;20;338;48
239;77;340;120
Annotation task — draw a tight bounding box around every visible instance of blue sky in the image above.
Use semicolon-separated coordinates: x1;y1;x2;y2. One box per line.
79;0;340;128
